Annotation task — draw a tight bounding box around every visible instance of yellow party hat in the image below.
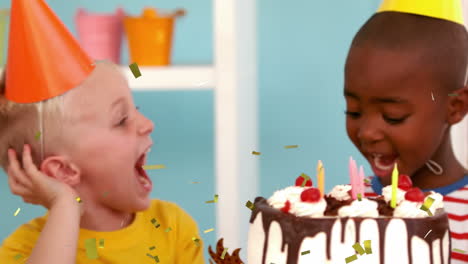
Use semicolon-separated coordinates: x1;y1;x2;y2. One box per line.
377;0;464;25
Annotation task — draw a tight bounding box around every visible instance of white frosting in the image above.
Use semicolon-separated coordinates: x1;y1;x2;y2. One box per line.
337;198;379;217
267;186;304;209
382;185;407;205
290;198;327;217
394;200;427;218
327;184;352;201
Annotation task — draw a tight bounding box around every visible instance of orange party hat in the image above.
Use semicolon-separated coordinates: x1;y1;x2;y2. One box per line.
5;0;95;103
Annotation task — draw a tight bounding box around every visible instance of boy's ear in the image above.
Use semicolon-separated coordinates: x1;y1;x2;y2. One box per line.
40;156;81;186
447;85;468;125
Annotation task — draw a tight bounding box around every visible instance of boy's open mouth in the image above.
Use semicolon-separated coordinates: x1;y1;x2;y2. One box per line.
135;149;153;193
370;153;399;177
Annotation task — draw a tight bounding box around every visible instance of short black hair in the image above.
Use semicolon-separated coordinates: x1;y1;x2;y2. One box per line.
348;11;468;91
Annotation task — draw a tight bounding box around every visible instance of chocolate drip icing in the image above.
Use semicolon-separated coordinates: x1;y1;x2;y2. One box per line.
249;197;451;264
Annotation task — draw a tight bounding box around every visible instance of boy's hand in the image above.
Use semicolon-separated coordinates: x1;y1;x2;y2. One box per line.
6;144;83;215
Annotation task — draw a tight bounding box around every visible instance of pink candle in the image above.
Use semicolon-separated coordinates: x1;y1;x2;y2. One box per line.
359;165;365;197
349;157;358;199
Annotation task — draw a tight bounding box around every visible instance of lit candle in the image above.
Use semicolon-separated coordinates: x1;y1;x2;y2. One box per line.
390;163;399;208
317;160;325;197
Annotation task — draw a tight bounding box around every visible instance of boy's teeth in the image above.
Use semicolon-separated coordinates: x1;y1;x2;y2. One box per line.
373;156;394;170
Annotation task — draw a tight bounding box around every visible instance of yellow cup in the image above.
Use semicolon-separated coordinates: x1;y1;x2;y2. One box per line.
124;8;176;66
0;10;9;66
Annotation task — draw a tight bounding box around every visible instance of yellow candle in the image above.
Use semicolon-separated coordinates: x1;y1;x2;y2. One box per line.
391;164;399;208
317;160;325;197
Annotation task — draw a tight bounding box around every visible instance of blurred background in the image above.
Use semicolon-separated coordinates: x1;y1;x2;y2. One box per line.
0;0;466;262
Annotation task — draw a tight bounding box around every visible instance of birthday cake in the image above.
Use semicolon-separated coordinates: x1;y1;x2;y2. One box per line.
247;175;451;264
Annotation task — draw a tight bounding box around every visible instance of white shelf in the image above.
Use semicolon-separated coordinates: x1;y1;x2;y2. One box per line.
0;66;215;90
121;65;215;90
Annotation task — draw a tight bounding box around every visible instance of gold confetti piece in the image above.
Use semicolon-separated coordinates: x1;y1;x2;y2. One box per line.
14;253;23;260
34;131;41;141
453;248;466;253
364;240;372;254
190;181;200;184
13;208;20;216
352;242;365;255
85;238;99;259
154;255;160;263
246;200;255;210
142;164;166;170
357;193;362;201
284;145;299;149
252;151;261;155
192;237;200;246
165;227;172;232
221;248;228;259
364;178;370;184
448;93;459;97
345;254;358;263
151;218;161;228
431;92;435;101
204;228;214;233
98;239;104;248
214;194;219;203
76;197;82;203
149;246;156;250
300;173;311;187
424;229;432;239
301;250;310;255
129;62;142;78
420;197;435;216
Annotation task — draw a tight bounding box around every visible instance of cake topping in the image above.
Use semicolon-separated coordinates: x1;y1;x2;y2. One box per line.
328;184;352;201
337;198;379;217
289;197;327;217
295;174;313;187
404;187;425;202
397;174;413;191
280;200;291;213
300;188;321;203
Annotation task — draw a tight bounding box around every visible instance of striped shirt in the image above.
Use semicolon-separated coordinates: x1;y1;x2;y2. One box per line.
364;175;468;263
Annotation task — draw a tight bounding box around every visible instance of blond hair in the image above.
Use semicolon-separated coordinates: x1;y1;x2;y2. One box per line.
0;69;70;170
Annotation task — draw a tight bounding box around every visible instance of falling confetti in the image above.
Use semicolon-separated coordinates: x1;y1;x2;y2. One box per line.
357;193;362;201
453;248;466;253
76;197;82;203
352;242;365;255
129;63;142;78
151;218;161;228
98;239;104;249
142;164;166;170
284;145;299;149
252;151;261;155
300;173;311;187
301;250;310;255
192;237;201;246
165;227;172;232
424;229;432;239
431;92;435;101
205;194;219;204
204;228;214;233
13;254;23;260
149;246;156;250
190;181;200;184
364;179;371;184
13;208;21;216
345;254;358;263
245;200;255;210
448;93;459;97
221;248;228;259
363;240;372;254
146;253;160;263
84;238;99;259
34;131;41;141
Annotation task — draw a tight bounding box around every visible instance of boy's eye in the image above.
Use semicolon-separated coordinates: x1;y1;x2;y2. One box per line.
344;110;361;119
383;115;407;125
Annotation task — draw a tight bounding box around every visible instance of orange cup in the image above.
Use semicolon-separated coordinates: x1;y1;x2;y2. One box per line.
124;8;181;66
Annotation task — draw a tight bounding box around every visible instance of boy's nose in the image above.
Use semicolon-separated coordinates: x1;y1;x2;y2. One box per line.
138;115;154;135
357;121;384;144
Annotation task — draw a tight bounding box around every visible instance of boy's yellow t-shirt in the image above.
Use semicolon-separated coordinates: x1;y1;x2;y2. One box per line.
0;199;206;263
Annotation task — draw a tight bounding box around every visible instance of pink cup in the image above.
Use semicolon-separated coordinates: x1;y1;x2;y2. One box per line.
75;8;124;64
